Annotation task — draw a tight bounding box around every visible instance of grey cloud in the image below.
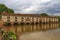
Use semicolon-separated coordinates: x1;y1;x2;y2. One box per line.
0;0;60;15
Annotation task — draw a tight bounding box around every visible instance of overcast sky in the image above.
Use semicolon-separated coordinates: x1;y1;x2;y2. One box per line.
0;0;60;15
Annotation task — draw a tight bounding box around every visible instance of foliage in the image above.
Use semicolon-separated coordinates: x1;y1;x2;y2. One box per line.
40;13;48;16
0;27;4;35
0;12;1;19
0;4;14;19
3;23;11;27
3;31;17;40
0;4;14;13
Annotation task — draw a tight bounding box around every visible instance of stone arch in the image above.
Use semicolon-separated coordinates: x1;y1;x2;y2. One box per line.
13;22;18;25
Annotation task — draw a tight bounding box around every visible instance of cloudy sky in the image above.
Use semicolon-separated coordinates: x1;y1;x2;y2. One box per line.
0;0;60;15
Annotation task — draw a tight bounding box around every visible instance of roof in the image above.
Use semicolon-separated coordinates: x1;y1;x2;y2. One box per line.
1;12;58;18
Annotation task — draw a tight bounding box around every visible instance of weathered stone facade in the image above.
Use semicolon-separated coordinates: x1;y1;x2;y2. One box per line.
1;13;58;24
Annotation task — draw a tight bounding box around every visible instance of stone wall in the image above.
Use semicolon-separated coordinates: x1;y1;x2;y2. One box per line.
1;15;58;24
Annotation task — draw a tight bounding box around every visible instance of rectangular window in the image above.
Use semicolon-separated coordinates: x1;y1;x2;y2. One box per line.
7;16;10;19
7;16;10;22
15;20;17;22
15;17;17;19
15;17;17;22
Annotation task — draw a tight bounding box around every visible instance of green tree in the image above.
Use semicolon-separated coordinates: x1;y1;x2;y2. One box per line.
40;13;48;16
3;31;17;40
0;4;14;19
0;4;14;13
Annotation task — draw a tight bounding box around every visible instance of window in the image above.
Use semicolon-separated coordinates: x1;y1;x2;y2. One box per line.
15;17;17;19
15;17;17;22
7;20;10;22
26;17;30;21
15;20;17;22
7;16;10;19
21;17;23;19
21;17;24;22
7;16;10;22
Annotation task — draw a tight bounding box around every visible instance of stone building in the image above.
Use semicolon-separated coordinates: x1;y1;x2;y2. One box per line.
1;13;58;25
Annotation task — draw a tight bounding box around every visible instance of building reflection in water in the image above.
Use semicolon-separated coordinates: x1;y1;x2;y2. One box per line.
4;23;59;34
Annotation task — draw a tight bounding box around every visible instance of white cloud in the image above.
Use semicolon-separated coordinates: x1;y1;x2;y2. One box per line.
0;0;60;15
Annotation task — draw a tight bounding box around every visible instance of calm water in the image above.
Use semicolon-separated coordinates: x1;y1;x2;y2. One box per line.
4;23;60;40
4;23;59;33
20;28;60;40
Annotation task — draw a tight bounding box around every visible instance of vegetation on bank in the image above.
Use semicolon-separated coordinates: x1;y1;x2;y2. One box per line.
40;13;49;16
3;31;17;40
0;27;17;40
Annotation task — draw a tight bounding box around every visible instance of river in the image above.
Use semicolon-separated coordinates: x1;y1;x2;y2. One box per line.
20;28;60;40
3;23;60;40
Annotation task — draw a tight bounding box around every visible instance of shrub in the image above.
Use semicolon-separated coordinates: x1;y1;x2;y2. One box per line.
3;31;17;40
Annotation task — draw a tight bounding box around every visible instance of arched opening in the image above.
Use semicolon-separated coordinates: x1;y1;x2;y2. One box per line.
26;22;30;24
39;21;42;24
20;22;24;25
46;22;48;24
41;21;45;24
31;22;34;24
36;22;38;24
13;23;18;26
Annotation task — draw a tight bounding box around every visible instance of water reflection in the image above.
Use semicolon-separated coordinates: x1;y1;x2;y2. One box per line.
20;28;60;40
4;23;59;34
